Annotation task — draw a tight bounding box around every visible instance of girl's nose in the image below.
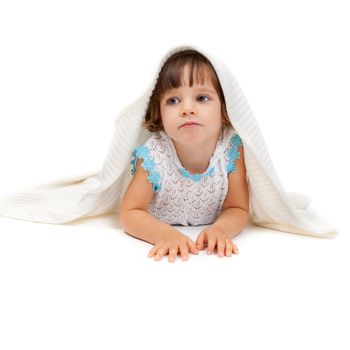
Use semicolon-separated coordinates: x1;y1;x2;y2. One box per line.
180;100;197;116
181;109;195;116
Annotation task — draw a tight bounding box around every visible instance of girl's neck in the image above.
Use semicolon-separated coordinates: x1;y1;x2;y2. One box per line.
172;130;223;174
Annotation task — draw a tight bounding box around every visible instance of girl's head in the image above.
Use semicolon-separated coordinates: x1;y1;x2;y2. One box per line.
142;50;232;139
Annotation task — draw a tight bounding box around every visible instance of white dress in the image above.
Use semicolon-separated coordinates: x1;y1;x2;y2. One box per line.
130;126;243;226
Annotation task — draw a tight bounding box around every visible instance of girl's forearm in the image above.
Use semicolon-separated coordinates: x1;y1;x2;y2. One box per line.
212;207;249;238
119;209;182;244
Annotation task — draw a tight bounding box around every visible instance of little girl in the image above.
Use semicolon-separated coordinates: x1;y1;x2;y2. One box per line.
119;49;250;262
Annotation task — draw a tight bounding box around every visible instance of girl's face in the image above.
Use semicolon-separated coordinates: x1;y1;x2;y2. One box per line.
159;64;224;146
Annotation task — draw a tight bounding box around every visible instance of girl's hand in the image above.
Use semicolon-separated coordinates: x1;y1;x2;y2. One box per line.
148;231;199;262
195;225;239;257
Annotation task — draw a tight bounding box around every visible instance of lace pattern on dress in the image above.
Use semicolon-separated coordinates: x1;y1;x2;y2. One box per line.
226;134;243;174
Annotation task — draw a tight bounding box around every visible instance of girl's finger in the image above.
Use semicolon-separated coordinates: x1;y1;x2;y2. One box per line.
207;236;216;254
168;246;179;262
217;238;226;257
223;238;231;256
179;243;189;260
148;245;159;258
188;240;199;254
196;233;204;250
232;243;239;254
225;239;233;257
154;247;167;260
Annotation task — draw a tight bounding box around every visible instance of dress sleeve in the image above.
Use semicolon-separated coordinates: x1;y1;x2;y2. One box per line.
130;145;162;192
226;133;243;174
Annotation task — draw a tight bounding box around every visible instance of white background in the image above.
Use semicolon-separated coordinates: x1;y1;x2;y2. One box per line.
0;1;349;349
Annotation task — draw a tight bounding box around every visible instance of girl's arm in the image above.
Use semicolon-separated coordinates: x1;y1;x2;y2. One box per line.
119;158;186;244
119;159;198;261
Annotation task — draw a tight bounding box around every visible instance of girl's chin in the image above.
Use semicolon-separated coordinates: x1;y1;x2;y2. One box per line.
174;133;206;144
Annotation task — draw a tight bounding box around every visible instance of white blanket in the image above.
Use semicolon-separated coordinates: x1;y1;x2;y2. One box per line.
0;44;338;238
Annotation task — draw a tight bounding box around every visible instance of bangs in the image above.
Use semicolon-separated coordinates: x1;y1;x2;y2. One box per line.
156;54;219;100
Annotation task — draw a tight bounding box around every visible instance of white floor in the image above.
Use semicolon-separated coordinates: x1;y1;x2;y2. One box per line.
0;203;347;350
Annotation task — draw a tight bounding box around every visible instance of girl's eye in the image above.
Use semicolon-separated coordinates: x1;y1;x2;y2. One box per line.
198;95;210;102
166;95;210;105
167;97;179;104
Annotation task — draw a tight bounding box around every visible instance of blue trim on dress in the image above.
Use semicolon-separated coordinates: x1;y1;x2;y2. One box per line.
226;134;243;174
130;145;162;192
179;166;215;182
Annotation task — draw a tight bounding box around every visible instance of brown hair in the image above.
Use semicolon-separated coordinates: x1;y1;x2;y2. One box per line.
142;49;232;132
